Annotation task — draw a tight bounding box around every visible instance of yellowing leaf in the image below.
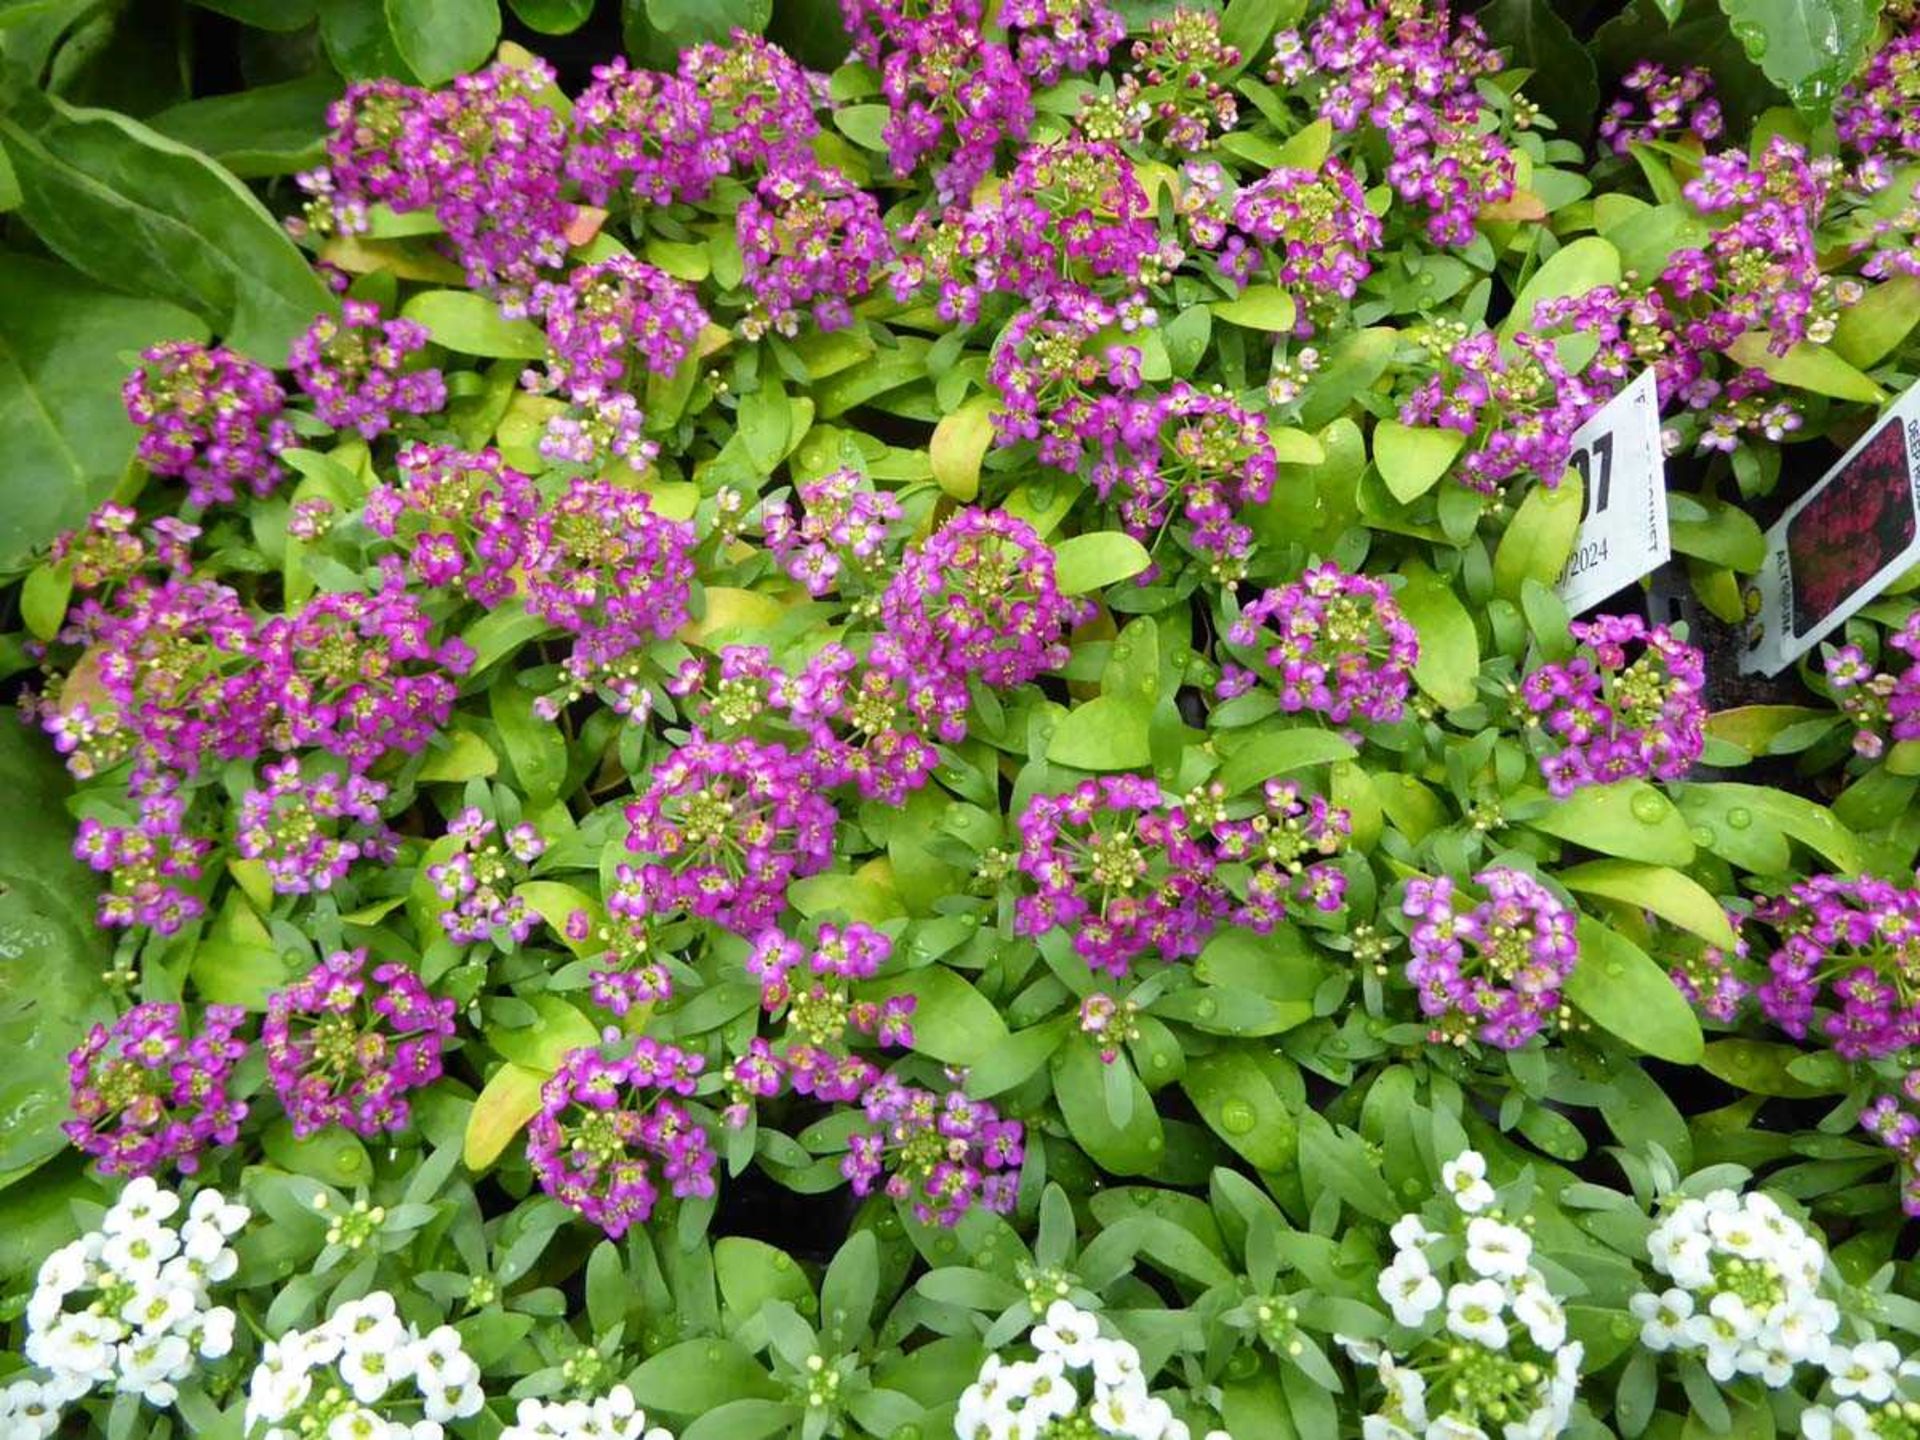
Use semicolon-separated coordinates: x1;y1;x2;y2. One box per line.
464;1063;546;1171
1210;284;1297;332
1725;333;1887;403
930;394;998;501
682;587;787;646
1374;421;1465;503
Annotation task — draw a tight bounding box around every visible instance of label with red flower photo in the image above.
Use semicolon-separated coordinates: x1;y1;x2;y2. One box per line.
1742;383;1920;677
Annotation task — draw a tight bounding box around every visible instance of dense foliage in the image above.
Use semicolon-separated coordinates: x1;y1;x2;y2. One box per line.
3;1;1920;1439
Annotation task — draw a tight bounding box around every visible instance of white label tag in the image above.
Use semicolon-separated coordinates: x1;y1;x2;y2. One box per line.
1554;370;1670;616
1741;380;1920;677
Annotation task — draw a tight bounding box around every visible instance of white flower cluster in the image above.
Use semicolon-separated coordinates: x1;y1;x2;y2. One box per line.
1800;1338;1920;1439
954;1301;1230;1440
0;1177;248;1438
244;1292;485;1440
1352;1151;1582;1440
501;1386;673;1440
1630;1188;1839;1387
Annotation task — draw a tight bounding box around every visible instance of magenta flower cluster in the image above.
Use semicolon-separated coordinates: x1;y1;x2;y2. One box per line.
567;37;819;209
365;443;540;606
235;758;396;895
262;948;456;1139
426;806;546;946
528;1040;717;1239
1753;874;1920;1061
762;467;905;598
1598;62;1724;155
529;256;709;463
746;921;915;1051
623;733;839;932
522;478;697;672
303;61;575;311
1015;777;1219;978
1282;0;1515;245
1402;868;1579;1049
1221;564;1420;726
289;299;446;440
844;1078;1024;1226
64;1002;249;1177
873;507;1090;741
1520;615;1706;798
123;343;292;507
737;161;889;338
1823;614;1920;760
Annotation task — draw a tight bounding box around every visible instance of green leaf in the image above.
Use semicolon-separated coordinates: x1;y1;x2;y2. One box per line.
1503;237;1621;338
386;0;502;86
1492;475;1584;600
507;0;595;33
486;995;597;1071
1374;421;1465;503
1716;0;1876;118
19;563;70;641
1673;782;1862;875
860;969;1010;1068
492;681;568;811
1477;0;1600;139
0;91;336;362
1054;1040;1163;1177
1706;705;1832;757
1047;696;1153;771
146;73;340;178
1215;728;1357;794
737;380;791;474
1831;275;1920;370
715;1237;814;1323
1053;532;1152;594
930;394;997;502
402;290;548;359
680;1401;800;1440
0;711;112;1176
418;730;499;783
1183;1048;1297;1172
1397;563;1479;710
0;257;207;574
1526;780;1697;866
1700;1039;1836;1098
189;937;295;1010
1558;859;1738;948
0;1154;102;1281
1725;332;1887;403
1565;917;1704;1064
631;1341;783;1416
263;1119;373;1188
1211;284;1297;332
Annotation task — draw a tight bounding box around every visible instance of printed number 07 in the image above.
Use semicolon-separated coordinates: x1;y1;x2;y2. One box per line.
1571;432;1614;522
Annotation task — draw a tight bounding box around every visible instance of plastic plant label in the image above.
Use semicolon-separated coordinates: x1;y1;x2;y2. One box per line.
1556;369;1670;616
1742;381;1920;677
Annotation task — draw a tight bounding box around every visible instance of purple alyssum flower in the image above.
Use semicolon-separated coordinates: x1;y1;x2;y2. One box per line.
65;1002;249;1177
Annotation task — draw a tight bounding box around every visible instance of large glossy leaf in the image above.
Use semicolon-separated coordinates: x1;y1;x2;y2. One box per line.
0;90;335;361
146;73;340;178
0;711;112;1178
1716;0;1876;118
387;0;502;85
0;256;207;574
1566;918;1704;1064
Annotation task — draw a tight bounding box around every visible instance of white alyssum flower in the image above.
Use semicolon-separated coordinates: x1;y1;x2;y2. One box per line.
1463;1219;1532;1283
1379;1250;1443;1328
1358;1160;1585;1439
1441;1152;1496;1215
0;1377;63;1440
11;1180;249;1426
1630;1187;1838;1390
243;1294;485;1440
500;1384;674;1440
954;1304;1219;1440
